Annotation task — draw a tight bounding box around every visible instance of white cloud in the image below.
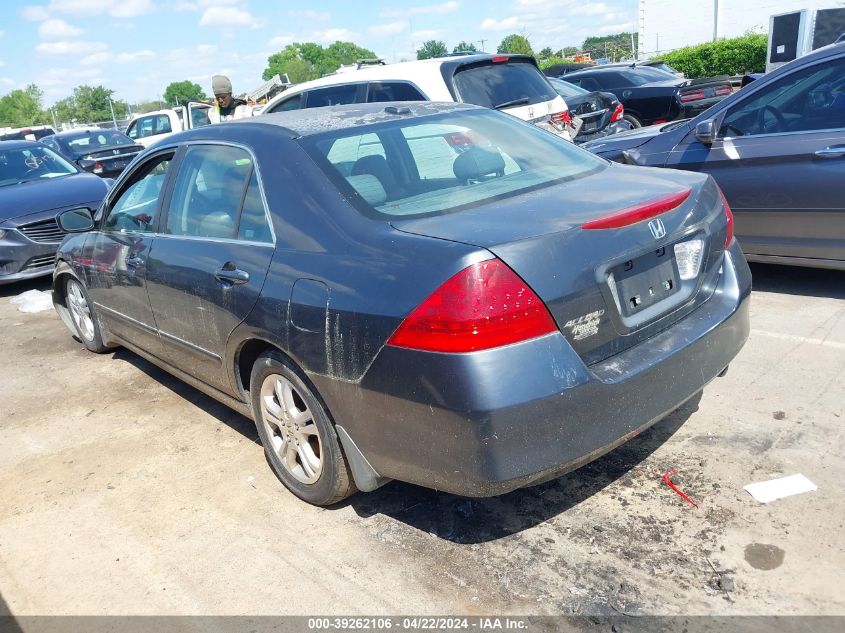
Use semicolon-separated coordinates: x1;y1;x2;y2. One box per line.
36;41;108;55
116;50;156;63
199;6;262;29
368;21;407;37
572;3;609;16
269;34;295;48
81;51;111;65
311;27;356;43
381;1;459;18
291;9;330;21
0;60;5;68
38;19;84;39
480;16;520;31
21;6;50;21
110;0;156;18
412;30;439;40
598;21;634;34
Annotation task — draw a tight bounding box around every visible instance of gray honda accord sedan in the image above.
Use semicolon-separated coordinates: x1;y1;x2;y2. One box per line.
52;102;751;505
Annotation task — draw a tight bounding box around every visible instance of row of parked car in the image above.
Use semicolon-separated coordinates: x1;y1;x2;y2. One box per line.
0;43;841;506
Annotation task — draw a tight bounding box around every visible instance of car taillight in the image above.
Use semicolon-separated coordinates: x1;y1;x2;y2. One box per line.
718;186;734;248
582;188;692;230
549;110;572;127
715;85;732;97
680;89;705;102
609;103;624;122
93;162;104;174
491;55;509;63
386;259;557;353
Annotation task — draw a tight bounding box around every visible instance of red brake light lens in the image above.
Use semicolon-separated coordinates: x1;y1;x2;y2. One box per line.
680;89;705;102
581;188;692;230
715;85;732;97
718;187;734;248
386;259;557;353
491;55;509;63
610;103;624;122
549;110;572;127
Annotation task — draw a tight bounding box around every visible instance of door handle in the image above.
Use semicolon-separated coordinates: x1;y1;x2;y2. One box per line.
814;146;845;158
126;256;145;268
214;266;249;285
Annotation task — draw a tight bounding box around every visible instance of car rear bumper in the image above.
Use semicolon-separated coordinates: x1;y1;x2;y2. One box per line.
317;244;751;497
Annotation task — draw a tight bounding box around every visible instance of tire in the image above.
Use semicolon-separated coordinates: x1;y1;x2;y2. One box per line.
250;351;356;505
65;277;110;353
623;114;642;128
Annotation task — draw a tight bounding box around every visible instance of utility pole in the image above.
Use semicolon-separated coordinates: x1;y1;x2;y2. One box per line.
50;107;58;131
478;38;487;51
108;97;118;129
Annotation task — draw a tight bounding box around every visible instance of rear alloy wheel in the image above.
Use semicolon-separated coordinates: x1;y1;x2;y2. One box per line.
250;352;355;505
65;277;109;353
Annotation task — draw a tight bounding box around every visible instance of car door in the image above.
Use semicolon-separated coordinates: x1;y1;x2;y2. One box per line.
144;143;275;391
667;55;845;263
84;150;176;357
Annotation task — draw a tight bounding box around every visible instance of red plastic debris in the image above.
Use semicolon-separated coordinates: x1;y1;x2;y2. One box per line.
662;467;699;508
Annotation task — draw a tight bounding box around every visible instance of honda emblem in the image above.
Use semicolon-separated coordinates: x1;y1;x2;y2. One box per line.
648;218;666;240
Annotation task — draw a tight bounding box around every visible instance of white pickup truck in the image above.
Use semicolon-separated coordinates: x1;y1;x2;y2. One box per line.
125;101;212;148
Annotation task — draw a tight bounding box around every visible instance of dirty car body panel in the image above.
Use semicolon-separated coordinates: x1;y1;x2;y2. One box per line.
54;102;751;499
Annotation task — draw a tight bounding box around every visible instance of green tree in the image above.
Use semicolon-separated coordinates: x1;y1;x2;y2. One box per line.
163;80;206;106
497;34;533;55
0;84;50;127
416;40;448;60
47;85;130;126
132;100;166;114
538;46;554;60
560;46;579;57
263;41;376;82
453;41;476;53
581;32;637;61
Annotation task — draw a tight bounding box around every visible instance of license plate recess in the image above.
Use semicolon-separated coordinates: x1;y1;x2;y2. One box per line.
611;247;679;318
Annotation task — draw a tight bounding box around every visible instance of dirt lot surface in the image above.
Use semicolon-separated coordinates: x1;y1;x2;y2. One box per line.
0;265;843;617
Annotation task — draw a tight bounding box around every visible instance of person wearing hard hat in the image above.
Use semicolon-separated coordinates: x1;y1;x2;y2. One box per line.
208;74;253;123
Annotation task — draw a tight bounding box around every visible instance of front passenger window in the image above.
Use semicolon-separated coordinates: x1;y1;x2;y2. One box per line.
103;155;172;232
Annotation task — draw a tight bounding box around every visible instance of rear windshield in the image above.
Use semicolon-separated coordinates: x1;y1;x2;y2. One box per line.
65;131;134;150
453;60;558;109
300;109;605;219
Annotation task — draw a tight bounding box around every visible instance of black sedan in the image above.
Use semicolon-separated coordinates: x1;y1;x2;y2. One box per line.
583;40;845;270
52;102;750;505
0;141;110;284
548;77;631;143
40;128;144;178
562;66;733;128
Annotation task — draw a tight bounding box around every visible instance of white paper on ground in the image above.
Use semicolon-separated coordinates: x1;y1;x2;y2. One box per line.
744;473;817;504
10;289;53;313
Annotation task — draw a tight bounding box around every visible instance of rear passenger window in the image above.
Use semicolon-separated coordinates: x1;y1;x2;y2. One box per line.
237;170;273;243
165;145;252;239
305;84;361;108
368;82;426;102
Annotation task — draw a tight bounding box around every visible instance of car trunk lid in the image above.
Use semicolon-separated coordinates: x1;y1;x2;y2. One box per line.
391;164;730;364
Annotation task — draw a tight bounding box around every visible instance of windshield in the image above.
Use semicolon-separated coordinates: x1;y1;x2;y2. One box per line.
453;60;558;109
65;130;134;151
300;109;605;219
549;77;589;98
0;145;77;186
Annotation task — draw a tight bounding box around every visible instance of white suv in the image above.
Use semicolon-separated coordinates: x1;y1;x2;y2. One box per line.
261;54;574;140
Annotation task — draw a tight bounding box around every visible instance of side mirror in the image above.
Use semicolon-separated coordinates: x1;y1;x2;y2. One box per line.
695;119;718;145
57;207;95;233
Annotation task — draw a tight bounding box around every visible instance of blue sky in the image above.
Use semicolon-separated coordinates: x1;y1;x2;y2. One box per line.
0;0;637;106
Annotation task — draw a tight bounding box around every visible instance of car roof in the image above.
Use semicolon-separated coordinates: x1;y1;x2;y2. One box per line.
263;54;537;109
52;128;121;137
230;101;482;138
